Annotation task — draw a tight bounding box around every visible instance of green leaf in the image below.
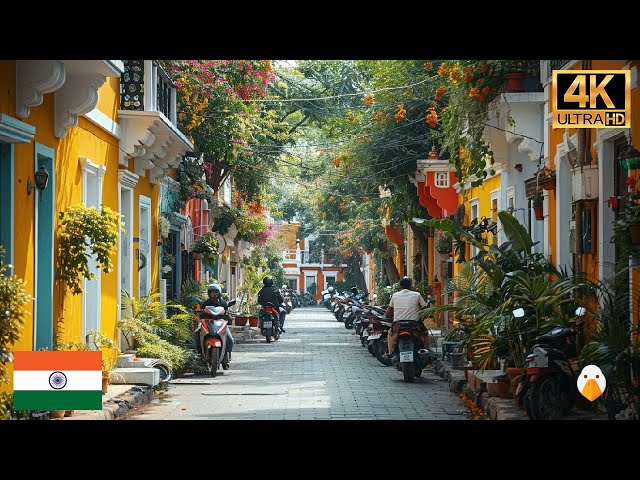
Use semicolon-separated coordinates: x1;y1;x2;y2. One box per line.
498;210;532;254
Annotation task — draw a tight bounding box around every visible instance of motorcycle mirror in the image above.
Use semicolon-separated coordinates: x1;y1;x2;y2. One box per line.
512;308;525;318
575;306;586;317
228;299;237;307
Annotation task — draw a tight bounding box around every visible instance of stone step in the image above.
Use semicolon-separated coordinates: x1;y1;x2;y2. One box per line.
110;368;160;386
116;354;136;368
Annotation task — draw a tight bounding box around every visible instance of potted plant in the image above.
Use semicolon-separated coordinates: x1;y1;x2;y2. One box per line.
532;190;544;221
191;232;219;264
502;60;527;93
236;266;271;328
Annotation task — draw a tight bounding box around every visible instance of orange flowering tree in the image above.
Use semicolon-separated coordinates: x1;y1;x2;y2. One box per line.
433;60;532;187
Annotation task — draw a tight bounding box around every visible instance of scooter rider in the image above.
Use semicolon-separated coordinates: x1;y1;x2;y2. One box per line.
258;276;287;333
384;277;430;359
195;284;234;359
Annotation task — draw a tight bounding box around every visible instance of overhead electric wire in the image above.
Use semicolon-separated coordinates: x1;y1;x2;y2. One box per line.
245;77;433;103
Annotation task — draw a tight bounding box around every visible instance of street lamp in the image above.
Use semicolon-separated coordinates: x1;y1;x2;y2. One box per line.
618;144;640;171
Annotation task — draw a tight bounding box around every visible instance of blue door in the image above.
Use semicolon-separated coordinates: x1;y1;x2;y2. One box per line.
34;143;55;351
0;143;13;266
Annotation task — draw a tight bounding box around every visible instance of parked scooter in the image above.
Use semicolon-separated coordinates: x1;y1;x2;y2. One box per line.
195;300;236;377
516;306;587;420
366;316;394;366
259;302;281;343
388;320;432;383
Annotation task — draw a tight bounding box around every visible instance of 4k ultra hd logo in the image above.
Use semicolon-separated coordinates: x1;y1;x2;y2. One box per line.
552;70;630;128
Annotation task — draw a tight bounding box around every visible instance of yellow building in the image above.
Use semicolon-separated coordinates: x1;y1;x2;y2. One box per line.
542;60;640;329
0;60;192;394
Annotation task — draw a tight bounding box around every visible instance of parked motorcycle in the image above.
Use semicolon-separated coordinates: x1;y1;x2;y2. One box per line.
517;307;587;420
195;300;236;377
388;320;432;383
366;316;394;366
259;302;281;343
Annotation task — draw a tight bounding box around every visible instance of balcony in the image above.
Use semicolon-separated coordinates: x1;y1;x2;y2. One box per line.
540;60;575;85
119;60;193;182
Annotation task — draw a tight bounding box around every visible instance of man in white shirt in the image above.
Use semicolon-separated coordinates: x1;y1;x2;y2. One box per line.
384;277;430;359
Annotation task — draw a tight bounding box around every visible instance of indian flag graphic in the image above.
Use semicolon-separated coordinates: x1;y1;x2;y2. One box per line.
13;351;103;410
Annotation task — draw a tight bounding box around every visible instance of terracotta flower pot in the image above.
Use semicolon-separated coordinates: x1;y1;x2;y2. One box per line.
533;205;544;221
248;316;259;328
506;367;523;399
102;373;109;395
49;410;66;419
235;316;248;327
505;72;525;92
464;364;475;381
630;221;640;244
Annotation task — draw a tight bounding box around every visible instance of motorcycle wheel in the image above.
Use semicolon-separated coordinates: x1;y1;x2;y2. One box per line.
527;374;569;420
414;368;422;378
266;331;272;343
221;352;230;370
402;362;415;383
367;343;376;356
344;317;354;329
375;339;392;367
209;348;218;377
360;335;366;347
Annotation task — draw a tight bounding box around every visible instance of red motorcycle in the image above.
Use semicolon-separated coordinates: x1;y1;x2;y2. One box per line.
388;320;432;383
195;300;235;377
260;302;281;343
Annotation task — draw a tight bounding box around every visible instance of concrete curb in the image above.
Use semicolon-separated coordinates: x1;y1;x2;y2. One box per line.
229;325;262;344
64;385;155;420
433;358;527;420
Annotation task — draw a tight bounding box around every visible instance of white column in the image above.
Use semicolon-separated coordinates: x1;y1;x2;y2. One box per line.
144;60;154;111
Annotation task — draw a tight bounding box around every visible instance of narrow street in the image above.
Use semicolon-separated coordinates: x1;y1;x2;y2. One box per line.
127;307;470;420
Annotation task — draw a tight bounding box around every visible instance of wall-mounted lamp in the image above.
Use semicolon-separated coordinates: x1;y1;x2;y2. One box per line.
35;166;49;191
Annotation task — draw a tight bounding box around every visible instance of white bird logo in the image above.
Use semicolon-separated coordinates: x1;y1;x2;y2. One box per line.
577;365;606;402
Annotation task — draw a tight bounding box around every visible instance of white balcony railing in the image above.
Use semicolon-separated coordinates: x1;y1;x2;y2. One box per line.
121;60;177;125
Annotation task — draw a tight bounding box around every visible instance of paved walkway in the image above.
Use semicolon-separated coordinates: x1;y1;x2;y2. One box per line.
126;307;470;420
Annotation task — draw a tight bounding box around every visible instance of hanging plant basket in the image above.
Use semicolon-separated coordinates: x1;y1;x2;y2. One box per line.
540;174;556;191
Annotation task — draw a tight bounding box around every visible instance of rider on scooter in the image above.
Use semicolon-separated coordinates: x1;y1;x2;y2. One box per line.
194;284;234;359
384;277;430;360
258;276;287;333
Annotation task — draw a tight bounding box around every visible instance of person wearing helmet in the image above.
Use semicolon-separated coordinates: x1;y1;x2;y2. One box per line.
328;286;336;295
194;284;234;358
258;276;287;333
350;285;359;297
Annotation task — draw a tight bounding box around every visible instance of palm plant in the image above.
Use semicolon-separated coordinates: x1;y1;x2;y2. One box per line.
118;292;192;349
581;267;640;419
237;266;272;315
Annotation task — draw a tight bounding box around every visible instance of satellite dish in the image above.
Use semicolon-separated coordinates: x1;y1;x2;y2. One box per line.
216;233;226;255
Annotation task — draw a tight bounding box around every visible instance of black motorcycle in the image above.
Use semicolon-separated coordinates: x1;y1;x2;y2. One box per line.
516;307;587;420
